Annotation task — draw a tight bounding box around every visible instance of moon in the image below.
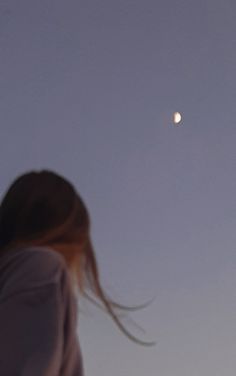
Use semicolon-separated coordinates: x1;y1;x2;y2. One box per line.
173;112;182;125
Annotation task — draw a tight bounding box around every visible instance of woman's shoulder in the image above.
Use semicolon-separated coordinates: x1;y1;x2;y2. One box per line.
17;246;66;270
0;246;68;300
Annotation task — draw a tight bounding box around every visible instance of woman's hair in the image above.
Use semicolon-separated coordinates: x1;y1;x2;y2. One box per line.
0;170;154;346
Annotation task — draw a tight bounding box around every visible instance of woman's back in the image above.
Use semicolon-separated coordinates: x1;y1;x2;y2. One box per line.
0;246;84;376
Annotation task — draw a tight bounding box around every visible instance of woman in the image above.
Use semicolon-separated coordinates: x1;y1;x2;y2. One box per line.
0;170;154;375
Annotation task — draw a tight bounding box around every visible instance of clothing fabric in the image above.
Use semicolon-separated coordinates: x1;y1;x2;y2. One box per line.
0;246;84;376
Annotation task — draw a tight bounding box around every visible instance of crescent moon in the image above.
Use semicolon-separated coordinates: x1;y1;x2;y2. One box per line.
173;112;182;124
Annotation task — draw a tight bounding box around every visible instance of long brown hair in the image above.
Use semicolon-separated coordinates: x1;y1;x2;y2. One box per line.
0;170;155;346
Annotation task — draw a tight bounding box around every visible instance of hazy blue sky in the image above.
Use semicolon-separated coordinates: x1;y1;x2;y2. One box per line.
1;0;236;375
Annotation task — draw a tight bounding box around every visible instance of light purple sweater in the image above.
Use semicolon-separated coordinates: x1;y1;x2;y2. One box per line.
0;246;84;376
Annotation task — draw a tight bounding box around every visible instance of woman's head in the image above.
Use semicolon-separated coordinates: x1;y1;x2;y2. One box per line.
0;170;155;346
0;170;88;248
0;170;91;290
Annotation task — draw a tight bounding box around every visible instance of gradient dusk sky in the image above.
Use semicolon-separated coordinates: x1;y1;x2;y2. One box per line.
1;1;236;375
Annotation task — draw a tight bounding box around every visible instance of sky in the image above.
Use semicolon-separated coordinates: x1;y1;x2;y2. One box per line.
1;0;236;374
